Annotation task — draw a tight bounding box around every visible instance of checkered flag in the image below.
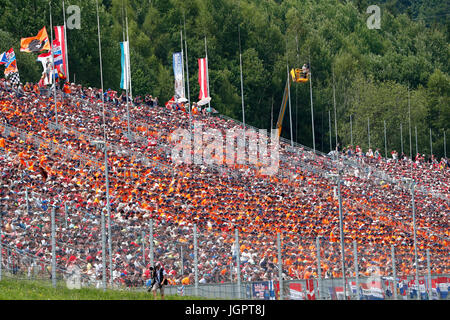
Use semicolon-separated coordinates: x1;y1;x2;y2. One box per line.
7;72;21;86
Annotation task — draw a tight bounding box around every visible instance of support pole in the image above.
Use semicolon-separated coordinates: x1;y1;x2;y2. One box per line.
287;62;293;147
180;245;184;276
337;175;346;300
329;110;332;152
429;128;433;156
384;120;388;158
444;129;447;158
353;240;360;300
415;126;418;157
411;182;420;300
408;89;412;159
204;36;211;110
193;224;199;297
235;228;241;299
0;203;3;281
350;115;353;147
316;236;322;300
426;249;432;300
309;54;315;153
125;8;132;101
95;0;107;291
183;13;191;133
51;206;56;288
142;231;146;267
64;202;68;229
367;117;371;150
238;23;246;143
181;30;186;100
277;233;283;300
391;245;397;300
333;71;338;149
400;123;404;155
149;219;154;267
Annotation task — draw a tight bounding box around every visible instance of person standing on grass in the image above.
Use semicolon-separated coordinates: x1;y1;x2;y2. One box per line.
152;262;167;300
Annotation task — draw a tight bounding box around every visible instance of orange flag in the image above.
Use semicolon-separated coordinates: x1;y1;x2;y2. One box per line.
20;27;51;53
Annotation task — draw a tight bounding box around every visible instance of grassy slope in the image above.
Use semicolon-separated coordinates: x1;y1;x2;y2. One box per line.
0;278;201;300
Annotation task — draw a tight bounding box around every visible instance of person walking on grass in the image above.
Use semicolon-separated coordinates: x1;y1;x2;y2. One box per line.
152;262;167;300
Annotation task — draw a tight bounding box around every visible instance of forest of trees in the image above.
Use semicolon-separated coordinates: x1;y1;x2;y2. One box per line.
0;0;448;158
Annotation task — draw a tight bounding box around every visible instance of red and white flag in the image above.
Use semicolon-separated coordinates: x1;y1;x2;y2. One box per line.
306;279;316;300
197;58;211;106
289;283;305;300
54;26;68;78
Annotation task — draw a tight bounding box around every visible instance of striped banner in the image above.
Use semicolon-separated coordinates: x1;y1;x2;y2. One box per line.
197;58;211;106
54;26;67;77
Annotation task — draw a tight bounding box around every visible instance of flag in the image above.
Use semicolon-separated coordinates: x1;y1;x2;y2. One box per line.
51;40;63;67
408;279;418;299
384;279;393;298
0;52;7;65
268;280;276;300
120;41;130;90
332;286;348;300
2;48;19;76
177;285;185;296
20;27;51;53
350;281;358;296
436;276;448;299
290;68;296;82
173;52;185;101
165;96;175;109
399;277;408;298
361;280;384;300
197;58;211;106
305;279;315;300
54;26;68;76
289;283;305;300
7;72;21;86
37;52;58;85
418;278;428;300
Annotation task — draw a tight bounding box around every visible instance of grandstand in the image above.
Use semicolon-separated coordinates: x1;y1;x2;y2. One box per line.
0;79;448;299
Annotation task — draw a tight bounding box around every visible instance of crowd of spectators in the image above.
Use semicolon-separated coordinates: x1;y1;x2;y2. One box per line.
0;78;448;289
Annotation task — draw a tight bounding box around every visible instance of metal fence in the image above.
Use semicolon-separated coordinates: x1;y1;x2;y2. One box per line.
1;204;448;299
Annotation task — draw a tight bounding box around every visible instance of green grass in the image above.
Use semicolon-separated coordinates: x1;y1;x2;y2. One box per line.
0;277;203;300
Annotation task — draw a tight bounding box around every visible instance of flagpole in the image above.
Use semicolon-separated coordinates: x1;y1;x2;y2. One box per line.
183;13;191;133
333;71;338;150
96;0;108;291
286;59;293;147
295;35;300;143
238;22;246;142
62;0;69;81
123;2;130;137
49;2;58;126
408;87;412;159
205;36;211;110
181;30;186;99
309;52;315;154
125;6;132;137
125;6;132;102
286;36;293;147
